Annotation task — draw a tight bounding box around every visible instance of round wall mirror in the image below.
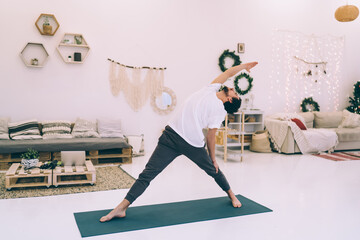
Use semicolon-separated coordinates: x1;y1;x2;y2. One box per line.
151;87;177;115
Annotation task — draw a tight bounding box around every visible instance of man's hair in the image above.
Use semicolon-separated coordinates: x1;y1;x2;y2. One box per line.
223;97;241;114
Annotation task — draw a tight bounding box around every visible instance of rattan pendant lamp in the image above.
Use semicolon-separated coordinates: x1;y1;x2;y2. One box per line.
335;4;359;22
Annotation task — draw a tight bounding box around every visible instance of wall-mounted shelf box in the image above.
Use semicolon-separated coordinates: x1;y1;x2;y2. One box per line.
56;33;90;64
35;13;60;36
20;42;49;68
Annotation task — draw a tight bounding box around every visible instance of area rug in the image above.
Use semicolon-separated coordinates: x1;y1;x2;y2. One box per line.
0;166;135;199
313;151;360;161
74;194;272;237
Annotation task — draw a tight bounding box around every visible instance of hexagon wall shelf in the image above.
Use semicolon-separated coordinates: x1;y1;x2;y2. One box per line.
35;13;60;36
56;33;90;64
20;42;49;68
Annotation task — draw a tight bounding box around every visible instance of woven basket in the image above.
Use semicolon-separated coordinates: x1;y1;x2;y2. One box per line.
250;130;272;153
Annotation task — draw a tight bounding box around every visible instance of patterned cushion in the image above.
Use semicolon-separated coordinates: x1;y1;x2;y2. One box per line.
0;117;10;140
42;120;73;139
72;118;100;138
8;119;42;140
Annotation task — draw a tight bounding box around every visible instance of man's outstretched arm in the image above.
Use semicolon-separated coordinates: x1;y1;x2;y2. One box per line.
211;62;258;84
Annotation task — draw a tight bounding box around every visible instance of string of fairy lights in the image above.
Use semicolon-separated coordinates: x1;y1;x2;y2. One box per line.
268;30;344;112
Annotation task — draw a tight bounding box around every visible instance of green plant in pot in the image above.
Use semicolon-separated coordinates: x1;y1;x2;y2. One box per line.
43;16;52;35
21;148;40;169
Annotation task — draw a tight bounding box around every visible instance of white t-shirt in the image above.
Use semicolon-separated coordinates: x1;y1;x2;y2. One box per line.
169;83;226;147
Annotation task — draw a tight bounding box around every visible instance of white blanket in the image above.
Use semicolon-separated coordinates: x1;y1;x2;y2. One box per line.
266;113;338;154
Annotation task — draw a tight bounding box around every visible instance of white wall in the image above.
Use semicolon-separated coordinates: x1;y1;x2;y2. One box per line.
1;0;360;150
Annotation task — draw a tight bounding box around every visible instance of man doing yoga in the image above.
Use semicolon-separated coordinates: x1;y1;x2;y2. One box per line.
100;62;258;222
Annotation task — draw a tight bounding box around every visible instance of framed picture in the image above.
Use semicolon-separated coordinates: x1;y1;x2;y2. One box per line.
238;43;245;53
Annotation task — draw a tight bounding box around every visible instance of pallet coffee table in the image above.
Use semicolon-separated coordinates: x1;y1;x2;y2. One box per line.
5;162;52;190
53;160;96;187
5;160;96;190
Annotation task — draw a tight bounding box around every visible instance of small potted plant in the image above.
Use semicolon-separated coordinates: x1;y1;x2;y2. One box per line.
43;16;52;35
21;148;40;169
31;58;39;66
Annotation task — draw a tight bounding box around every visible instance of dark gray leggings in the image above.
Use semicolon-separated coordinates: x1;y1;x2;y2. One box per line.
125;126;231;204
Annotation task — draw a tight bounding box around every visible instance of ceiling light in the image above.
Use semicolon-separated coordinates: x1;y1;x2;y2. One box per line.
335;5;359;22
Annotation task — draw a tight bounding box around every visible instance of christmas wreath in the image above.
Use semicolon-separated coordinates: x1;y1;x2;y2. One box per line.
234;72;253;95
218;49;241;72
300;97;320;112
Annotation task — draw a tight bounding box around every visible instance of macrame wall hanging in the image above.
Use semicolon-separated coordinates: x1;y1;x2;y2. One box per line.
108;58;166;112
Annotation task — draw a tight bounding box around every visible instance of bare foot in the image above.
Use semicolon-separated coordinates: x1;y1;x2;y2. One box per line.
99;207;126;222
226;189;242;208
231;196;242;208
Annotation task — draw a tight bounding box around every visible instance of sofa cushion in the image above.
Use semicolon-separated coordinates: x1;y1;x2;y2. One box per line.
298;112;314;128
42;120;73;139
334;127;360;142
97;118;124;138
8;119;42;140
0;117;10;140
72;118;100;138
314;112;343;128
291;118;307;130
339;110;360;128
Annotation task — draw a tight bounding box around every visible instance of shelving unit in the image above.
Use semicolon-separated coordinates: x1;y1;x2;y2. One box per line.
215;109;264;162
35;13;60;36
20;42;49;68
56;33;90;64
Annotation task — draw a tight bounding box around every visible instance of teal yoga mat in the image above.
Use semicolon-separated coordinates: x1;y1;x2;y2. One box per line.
74;194;272;238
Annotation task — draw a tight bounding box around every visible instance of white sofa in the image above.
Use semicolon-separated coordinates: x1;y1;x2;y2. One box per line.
265;111;360;154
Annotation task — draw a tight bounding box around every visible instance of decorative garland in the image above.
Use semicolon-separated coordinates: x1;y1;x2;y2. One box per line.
300;97;320;112
234;72;253;95
218;49;241;72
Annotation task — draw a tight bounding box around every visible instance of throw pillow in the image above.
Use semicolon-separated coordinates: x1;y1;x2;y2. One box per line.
8;119;42;140
0;117;10;140
339;110;360;128
314;112;343;128
291;118;307;130
97;118;124;138
42;120;73;139
72;118;100;138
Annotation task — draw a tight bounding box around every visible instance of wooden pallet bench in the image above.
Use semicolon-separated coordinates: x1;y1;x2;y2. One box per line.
52;147;132;166
52;160;96;187
0;152;51;170
0;147;132;170
5;162;52;190
86;147;132;165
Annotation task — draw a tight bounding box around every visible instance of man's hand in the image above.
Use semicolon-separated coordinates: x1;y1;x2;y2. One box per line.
213;160;219;174
243;62;258;73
